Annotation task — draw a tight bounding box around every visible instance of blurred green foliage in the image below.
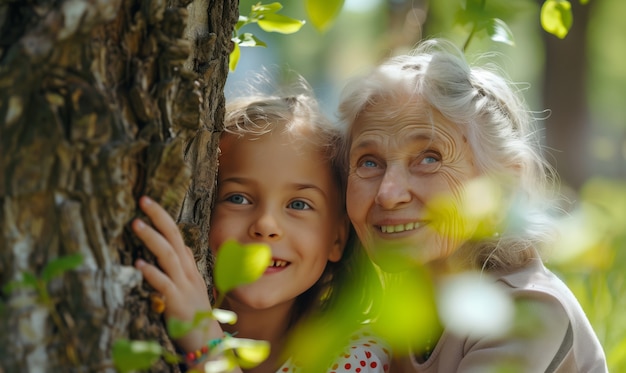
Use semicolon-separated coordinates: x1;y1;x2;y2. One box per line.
547;178;626;371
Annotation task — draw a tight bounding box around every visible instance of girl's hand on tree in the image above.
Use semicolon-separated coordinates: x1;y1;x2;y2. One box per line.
132;196;221;352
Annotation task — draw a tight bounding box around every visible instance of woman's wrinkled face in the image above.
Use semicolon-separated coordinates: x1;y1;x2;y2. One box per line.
346;95;480;271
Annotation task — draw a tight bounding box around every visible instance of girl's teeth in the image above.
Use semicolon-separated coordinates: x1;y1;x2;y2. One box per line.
270;260;288;267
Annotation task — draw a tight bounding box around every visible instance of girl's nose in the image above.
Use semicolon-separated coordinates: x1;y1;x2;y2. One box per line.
249;209;283;240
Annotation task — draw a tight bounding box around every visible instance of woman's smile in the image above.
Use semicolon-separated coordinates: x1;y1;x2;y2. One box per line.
378;221;426;234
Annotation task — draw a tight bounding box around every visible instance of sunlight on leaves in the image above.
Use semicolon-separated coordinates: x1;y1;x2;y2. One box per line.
541;0;573;39
486;18;515;46
237;33;267;48
438;272;514;337
112;339;162;373
229;43;240;72
284;261;384;371
214;240;271;294
167;317;194;339
202;357;237;373
168;310;236;339
210;308;238;325
460;176;505;238
550;178;626;268
221;337;271;369
550;202;609;265
257;13;306;34
373;269;439;351
286;313;358;371
252;2;283;13
305;0;344;32
230;2;305;71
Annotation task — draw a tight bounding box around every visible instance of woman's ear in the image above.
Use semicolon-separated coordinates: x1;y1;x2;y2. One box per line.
328;215;350;263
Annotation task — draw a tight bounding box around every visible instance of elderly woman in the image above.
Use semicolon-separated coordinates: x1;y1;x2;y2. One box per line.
338;39;607;372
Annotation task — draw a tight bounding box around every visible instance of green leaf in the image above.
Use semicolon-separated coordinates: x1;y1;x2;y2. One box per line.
214;240;271;294
211;308;238;325
486;18;515;46
167;317;194;339
41;253;83;282
221;337;271;369
372;269;439;351
22;272;39;288
541;0;573;39
257;13;305;34
162;349;182;364
251;2;283;15
112;339;162;373
229;43;240;72
202;356;238;372
191;309;218;325
235;16;249;31
305;0;344;32
238;33;267;48
2;271;39;293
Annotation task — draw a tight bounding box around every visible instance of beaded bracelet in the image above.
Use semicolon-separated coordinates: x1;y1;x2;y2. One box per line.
185;337;224;366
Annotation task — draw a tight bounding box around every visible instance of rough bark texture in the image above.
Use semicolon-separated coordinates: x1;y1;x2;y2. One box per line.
0;0;237;372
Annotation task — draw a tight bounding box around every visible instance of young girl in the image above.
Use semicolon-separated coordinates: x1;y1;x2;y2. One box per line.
132;83;390;372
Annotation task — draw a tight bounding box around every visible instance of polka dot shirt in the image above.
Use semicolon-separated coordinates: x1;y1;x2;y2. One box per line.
276;328;391;372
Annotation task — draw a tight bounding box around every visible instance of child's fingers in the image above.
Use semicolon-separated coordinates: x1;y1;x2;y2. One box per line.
132;218;186;283
135;259;174;296
135;259;194;322
139;196;183;246
138;196;197;269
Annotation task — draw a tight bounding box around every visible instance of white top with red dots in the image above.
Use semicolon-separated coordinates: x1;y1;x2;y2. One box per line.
276;328;390;372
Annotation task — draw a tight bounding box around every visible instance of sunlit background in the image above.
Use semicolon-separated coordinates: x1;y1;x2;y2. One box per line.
227;0;626;370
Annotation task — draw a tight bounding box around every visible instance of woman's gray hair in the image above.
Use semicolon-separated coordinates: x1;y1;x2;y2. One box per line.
338;38;559;271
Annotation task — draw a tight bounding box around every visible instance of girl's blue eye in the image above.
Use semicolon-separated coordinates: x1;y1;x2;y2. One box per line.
226;194;250;205
289;200;310;210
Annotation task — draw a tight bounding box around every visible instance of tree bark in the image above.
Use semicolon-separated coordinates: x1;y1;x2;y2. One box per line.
0;0;237;372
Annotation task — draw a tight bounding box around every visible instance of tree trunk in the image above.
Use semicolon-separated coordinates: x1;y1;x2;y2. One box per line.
542;0;593;191
0;0;237;372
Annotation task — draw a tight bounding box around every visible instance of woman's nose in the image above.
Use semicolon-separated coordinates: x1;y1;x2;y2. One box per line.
249;209;283;240
374;166;412;209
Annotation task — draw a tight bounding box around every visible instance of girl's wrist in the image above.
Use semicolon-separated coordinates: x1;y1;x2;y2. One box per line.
184;336;226;367
178;319;224;355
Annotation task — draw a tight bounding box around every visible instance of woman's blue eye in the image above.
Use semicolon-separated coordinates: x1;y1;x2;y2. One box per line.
226;194;249;204
363;160;378;168
422;156;438;164
289;200;310;210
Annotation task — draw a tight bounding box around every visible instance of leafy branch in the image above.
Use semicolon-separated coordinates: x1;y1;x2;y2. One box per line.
2;254;84;365
229;0;345;71
230;2;305;71
456;0;586;51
